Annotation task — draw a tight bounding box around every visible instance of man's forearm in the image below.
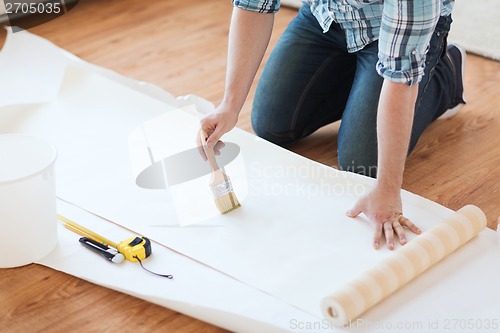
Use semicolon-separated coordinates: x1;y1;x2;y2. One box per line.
222;8;274;114
376;80;418;192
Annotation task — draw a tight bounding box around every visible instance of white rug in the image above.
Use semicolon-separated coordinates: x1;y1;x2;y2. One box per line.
448;0;500;61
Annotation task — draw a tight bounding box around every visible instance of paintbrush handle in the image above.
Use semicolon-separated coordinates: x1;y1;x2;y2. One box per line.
200;130;220;172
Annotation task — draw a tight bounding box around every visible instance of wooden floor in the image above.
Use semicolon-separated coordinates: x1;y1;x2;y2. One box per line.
1;0;499;332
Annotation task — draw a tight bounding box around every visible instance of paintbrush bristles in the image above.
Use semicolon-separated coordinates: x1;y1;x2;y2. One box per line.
209;169;241;214
214;191;241;214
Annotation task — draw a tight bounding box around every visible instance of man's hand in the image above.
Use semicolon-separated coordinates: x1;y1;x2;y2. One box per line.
197;105;238;160
200;105;239;149
346;187;421;250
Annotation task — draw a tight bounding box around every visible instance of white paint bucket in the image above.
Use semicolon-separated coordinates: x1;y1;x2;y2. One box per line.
0;134;57;268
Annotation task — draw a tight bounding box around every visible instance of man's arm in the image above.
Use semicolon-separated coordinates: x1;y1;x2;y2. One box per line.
347;0;440;249
376;81;416;200
347;80;421;249
200;7;275;148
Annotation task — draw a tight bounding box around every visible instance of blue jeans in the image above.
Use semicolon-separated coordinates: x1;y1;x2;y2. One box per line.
252;5;457;177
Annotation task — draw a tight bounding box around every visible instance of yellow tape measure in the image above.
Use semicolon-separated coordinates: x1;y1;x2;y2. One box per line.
117;236;152;262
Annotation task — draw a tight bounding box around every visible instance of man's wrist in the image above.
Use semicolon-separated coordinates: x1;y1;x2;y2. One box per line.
375;178;402;197
220;95;244;115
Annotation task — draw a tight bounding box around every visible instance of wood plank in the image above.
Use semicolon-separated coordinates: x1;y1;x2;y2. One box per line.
404;55;500;230
0;264;219;333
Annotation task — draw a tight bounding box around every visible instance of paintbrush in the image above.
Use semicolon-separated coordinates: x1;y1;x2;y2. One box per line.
200;130;241;214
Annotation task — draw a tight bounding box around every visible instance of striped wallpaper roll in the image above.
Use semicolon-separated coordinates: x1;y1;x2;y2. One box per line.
321;205;487;327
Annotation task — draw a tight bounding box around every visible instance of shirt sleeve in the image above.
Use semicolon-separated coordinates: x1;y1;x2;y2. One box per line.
376;0;441;86
232;0;280;14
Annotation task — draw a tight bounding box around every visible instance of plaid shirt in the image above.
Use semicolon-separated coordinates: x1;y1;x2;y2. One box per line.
232;0;455;85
